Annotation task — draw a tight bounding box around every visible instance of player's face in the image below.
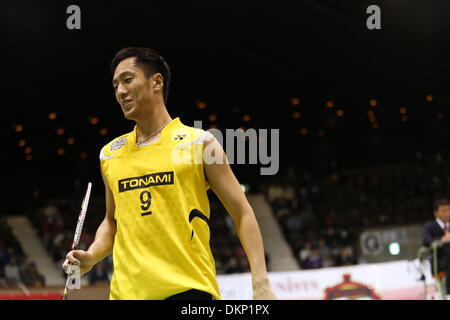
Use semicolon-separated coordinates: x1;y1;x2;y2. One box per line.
435;204;450;222
112;57;155;120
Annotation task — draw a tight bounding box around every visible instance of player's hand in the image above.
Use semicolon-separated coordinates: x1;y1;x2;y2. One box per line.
252;279;277;300
62;250;96;275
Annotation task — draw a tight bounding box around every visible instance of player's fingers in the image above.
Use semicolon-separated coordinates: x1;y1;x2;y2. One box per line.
65;264;74;275
62;259;69;270
72;249;87;260
66;252;81;266
62;259;76;275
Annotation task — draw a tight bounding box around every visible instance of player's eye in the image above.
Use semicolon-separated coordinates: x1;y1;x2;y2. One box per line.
125;77;133;84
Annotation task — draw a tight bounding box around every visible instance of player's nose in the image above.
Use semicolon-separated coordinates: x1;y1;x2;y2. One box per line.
116;82;128;97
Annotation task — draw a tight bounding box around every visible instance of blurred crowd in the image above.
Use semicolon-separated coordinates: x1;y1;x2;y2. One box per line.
3;150;450;286
209;192;257;274
264;151;450;269
21;189;250;287
0;218;45;288
27;196;113;285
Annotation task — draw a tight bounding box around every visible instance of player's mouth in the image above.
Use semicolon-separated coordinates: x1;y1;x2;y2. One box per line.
122;99;133;109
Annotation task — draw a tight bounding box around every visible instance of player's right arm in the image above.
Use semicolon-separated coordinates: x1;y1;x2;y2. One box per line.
62;167;117;275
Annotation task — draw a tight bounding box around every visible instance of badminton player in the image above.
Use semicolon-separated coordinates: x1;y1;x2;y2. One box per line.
62;47;276;300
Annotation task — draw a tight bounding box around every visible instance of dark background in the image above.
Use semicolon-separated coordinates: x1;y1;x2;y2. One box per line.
2;0;450;214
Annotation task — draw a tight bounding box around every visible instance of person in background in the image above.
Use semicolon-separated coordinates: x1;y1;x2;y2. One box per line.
422;198;450;294
334;247;356;266
302;247;323;269
4;256;22;285
0;264;7;286
299;241;312;267
21;263;45;287
89;263;109;285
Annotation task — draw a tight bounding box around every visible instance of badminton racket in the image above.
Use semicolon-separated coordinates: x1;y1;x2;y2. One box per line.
62;182;92;300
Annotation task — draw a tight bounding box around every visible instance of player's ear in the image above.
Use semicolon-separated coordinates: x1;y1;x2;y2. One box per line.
152;73;164;92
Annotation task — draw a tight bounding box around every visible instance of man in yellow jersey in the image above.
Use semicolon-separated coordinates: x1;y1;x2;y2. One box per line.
63;47;276;300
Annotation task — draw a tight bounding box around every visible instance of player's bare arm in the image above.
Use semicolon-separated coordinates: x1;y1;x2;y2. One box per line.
62;167;117;275
203;132;277;300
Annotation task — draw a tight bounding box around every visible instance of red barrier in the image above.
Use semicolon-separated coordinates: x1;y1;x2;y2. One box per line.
0;293;62;300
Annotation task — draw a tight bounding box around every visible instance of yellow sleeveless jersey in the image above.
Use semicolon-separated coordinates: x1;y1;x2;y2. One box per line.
99;117;221;300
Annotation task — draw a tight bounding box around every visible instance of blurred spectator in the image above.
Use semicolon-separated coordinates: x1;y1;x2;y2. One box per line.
282;182;297;209
4;256;22;285
89;263;109;284
335;247;357;266
21;263;45;287
267;181;284;204
302;248;323;269
40;201;61;249
225;257;241;273
238;256;249;272
0;241;9;265
235;246;246;259
0;264;6;286
317;238;333;267
104;254;114;280
298;241;312;266
0;218;45;288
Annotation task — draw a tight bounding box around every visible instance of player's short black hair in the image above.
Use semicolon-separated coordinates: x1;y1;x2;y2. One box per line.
433;198;450;212
111;47;171;104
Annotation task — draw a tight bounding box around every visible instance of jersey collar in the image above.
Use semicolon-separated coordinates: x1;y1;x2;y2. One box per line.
436;218;449;231
133;117;181;147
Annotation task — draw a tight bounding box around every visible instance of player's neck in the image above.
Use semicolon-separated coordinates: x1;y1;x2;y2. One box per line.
135;103;172;140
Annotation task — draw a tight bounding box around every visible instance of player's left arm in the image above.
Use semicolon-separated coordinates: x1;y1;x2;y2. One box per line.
203;132;277;300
